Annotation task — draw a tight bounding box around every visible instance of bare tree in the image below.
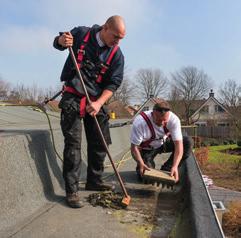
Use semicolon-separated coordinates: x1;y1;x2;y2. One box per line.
219;79;241;145
36;86;61;103
171;66;211;124
9;84;33;102
167;87;182;115
8;90;21;102
134;68;168;102
111;76;135;105
219;79;241;108
6;81;62;103
0;78;10;100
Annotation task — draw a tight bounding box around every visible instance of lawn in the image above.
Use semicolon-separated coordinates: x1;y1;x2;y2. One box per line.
197;144;241;192
197;144;241;238
208;144;241;163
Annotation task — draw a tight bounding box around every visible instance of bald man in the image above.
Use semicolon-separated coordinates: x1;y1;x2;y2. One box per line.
53;16;126;208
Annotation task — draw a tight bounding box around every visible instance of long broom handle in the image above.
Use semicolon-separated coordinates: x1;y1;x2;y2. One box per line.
44;90;62;104
68;47;129;198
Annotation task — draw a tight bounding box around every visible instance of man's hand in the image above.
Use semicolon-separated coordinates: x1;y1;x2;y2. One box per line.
58;32;73;47
139;161;150;176
170;166;179;182
86;101;102;117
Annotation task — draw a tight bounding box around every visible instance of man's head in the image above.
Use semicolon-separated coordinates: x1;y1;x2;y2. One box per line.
152;99;171;126
100;15;126;47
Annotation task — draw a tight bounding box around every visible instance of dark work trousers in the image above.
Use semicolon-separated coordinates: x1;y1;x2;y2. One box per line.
140;136;192;171
59;93;111;194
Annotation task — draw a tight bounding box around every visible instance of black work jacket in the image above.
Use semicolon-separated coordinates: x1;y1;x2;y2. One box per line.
53;24;124;94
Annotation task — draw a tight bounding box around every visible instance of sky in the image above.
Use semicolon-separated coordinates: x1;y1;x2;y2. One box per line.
0;0;241;93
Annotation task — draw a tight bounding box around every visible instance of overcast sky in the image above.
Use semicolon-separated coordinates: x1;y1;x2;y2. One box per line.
0;0;241;92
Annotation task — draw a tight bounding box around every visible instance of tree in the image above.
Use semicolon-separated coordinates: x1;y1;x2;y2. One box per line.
111;76;135;105
0;78;10;100
171;66;211;124
167;87;182;116
219;79;241;144
37;86;62;103
134;68;168;102
219;79;241;108
9;83;33;102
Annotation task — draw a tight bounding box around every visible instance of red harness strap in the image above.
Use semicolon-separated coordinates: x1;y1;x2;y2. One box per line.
139;112;156;149
77;30;91;68
64;86;97;117
63;30;91;117
139;111;171;149
96;45;119;83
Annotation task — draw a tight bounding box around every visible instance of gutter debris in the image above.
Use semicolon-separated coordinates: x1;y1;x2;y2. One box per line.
88;191;126;210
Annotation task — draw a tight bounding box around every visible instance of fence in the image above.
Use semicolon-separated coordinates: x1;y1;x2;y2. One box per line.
182;125;234;140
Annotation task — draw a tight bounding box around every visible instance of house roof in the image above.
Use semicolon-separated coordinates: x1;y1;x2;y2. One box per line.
130;90;235;123
125;105;138;115
169;99;205;121
190;92;232;119
134;97;160;116
107;100;132;118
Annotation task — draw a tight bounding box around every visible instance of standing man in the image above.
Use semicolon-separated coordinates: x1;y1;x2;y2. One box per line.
130;99;192;182
53;16;126;208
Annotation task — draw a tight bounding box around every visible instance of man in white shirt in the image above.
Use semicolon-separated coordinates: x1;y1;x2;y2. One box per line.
130;99;192;182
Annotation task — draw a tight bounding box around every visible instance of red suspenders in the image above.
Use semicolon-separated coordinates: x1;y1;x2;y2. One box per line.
139;112;156;148
139;111;170;149
63;29;118;117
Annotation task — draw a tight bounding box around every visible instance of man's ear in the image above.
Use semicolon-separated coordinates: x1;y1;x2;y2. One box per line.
102;23;108;31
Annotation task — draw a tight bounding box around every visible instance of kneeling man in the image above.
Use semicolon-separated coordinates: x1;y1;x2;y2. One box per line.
130;99;192;182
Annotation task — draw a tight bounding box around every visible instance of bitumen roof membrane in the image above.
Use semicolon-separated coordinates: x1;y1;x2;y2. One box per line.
0;105;191;238
0;105;224;238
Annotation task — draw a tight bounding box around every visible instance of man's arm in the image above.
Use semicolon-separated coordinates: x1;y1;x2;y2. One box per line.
171;140;183;181
131;143;150;175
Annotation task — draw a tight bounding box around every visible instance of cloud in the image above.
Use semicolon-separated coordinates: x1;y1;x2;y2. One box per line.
37;0;158;29
0;25;55;53
0;0;162;53
0;0;168;87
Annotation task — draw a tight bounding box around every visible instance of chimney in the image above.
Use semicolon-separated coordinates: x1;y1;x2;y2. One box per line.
149;94;154;98
209;89;214;98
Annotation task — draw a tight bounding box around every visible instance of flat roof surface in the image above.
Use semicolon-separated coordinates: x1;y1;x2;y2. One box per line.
0;105;189;238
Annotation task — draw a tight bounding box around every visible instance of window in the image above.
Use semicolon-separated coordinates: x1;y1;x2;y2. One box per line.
142;106;149;111
217;122;229;127
195;122;207;127
200;105;209;114
215;105;225;113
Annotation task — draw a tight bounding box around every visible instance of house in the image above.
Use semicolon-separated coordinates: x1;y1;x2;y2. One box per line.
130;90;234;127
125;105;138;116
107;100;132;119
190;90;233;126
132;96;160;119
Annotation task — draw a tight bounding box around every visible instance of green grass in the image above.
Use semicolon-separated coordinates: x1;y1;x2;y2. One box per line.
208;144;241;163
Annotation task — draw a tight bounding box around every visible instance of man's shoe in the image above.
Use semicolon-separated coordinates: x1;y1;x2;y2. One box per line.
85;182;115;191
66;192;84;208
